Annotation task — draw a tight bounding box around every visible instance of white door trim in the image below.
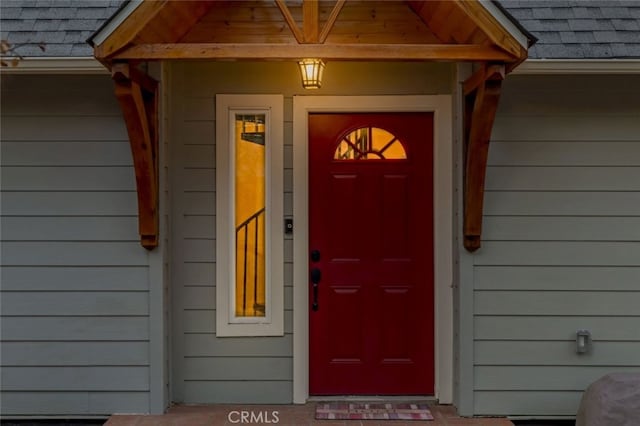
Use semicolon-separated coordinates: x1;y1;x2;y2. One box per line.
292;95;453;404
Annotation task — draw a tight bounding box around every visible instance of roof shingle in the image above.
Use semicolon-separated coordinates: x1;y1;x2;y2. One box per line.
1;0;639;60
500;0;640;59
0;0;121;57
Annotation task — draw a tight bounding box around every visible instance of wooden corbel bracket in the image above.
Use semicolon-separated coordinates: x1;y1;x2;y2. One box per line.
112;62;159;250
463;63;505;252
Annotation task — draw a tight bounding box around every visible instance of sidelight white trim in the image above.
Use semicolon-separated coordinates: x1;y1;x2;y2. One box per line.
216;94;284;337
292;95;453;404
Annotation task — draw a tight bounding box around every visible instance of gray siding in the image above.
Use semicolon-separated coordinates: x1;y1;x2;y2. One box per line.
0;75;151;416
169;61;453;404
473;75;640;417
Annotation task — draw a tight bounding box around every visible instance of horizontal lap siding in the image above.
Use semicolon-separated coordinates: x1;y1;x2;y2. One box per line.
170;61;452;404
0;75;150;415
474;75;640;417
0;392;149;417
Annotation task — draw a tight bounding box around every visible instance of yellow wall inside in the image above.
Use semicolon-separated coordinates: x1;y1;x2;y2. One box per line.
234;119;266;317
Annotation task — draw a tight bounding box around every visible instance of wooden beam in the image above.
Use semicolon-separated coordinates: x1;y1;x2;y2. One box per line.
95;1;217;61
408;0;527;64
113;63;159;250
463;64;504;252
453;1;524;60
303;0;319;43
112;42;517;61
319;0;346;44
463;62;505;95
95;1;167;59
112;62;157;94
274;0;304;44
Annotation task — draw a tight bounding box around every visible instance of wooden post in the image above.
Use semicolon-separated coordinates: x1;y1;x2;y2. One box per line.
463;64;504;252
112;62;159;249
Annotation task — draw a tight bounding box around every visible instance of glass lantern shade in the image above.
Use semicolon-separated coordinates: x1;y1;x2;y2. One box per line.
297;58;325;89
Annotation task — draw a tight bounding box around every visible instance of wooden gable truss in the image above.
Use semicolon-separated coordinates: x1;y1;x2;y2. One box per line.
91;0;531;250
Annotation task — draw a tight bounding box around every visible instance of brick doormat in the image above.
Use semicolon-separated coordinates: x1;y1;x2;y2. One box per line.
315;402;434;420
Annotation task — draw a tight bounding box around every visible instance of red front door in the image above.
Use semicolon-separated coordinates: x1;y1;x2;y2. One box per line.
309;112;434;395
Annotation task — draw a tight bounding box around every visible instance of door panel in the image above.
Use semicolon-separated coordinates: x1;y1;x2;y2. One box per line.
309;112;434;395
382;174;410;259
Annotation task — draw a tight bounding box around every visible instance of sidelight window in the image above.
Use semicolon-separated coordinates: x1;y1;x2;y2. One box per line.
216;95;284;336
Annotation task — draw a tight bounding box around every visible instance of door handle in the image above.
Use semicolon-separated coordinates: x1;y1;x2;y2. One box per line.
311;267;321;283
311;267;321;311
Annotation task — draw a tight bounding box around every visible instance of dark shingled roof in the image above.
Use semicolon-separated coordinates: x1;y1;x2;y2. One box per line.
0;0;122;57
500;0;640;59
1;0;639;59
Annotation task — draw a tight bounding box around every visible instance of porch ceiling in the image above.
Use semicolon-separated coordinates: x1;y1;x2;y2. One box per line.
91;0;532;251
92;0;529;64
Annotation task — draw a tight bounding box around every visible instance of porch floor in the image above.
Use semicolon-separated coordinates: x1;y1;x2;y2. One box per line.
104;403;514;426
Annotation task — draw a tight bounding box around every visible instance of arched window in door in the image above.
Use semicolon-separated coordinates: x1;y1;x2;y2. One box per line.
334;126;407;160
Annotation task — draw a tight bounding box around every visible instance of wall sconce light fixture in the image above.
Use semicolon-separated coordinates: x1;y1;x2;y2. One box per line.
298;58;325;89
576;329;591;354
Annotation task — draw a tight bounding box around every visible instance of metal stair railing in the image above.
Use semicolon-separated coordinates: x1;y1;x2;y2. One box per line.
235;207;266;316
